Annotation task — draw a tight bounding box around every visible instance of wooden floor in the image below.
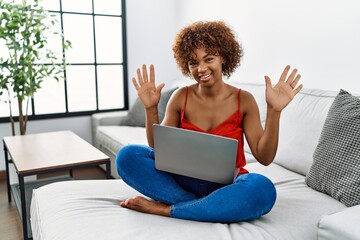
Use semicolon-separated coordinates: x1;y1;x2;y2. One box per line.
0;167;107;240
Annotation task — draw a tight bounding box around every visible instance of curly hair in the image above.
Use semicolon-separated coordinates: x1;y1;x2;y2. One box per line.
172;21;243;78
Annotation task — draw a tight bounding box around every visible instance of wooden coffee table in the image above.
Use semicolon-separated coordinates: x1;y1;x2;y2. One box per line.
3;130;111;240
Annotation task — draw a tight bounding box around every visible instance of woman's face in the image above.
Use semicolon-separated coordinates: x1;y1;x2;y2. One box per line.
187;48;224;85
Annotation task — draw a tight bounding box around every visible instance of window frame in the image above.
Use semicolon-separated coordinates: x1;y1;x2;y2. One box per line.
0;0;128;123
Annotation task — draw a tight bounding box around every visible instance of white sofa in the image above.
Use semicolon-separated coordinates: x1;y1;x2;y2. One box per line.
30;82;360;240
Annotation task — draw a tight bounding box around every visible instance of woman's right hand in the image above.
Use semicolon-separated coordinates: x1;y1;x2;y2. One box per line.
132;64;165;109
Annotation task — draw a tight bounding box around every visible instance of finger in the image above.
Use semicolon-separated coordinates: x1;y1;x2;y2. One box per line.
293;83;303;95
156;83;165;94
286;68;298;84
136;68;144;85
279;65;291;82
290;73;301;88
132;77;140;90
142;64;149;83
264;75;272;89
149;64;155;83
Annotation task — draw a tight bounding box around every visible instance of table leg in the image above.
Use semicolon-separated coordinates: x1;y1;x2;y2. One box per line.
106;161;111;179
3;141;11;202
19;175;29;240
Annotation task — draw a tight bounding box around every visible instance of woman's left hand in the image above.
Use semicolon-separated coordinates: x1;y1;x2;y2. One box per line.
265;65;303;112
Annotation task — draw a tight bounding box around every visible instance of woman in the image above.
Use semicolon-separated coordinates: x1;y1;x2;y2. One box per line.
116;21;302;222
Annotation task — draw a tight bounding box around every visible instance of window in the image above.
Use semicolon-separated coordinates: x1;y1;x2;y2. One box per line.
0;0;128;121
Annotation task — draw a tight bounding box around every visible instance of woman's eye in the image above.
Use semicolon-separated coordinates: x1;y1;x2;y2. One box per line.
188;61;197;67
205;58;213;62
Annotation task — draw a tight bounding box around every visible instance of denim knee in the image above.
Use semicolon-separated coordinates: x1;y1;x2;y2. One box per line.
263;177;277;215
234;173;277;220
253;174;277;215
116;144;137;178
116;144;154;179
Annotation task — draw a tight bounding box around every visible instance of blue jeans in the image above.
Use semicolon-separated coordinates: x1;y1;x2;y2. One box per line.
116;144;276;223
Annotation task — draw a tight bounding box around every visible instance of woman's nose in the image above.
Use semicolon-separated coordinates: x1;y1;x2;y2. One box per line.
198;62;207;72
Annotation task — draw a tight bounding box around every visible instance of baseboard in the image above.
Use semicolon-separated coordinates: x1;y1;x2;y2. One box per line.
0;170;6;180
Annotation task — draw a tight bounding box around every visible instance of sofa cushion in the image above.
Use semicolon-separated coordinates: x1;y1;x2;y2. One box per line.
96;126;148;178
246;162;345;240
229;83;340;176
305;89;360;207
120;98;145;127
97;126;148;156
31;163;346;240
317;204;360;240
120;88;177;127
274;88;340;176
158;87;178;122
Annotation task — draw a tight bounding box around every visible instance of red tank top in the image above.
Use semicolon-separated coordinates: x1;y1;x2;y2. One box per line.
179;87;248;175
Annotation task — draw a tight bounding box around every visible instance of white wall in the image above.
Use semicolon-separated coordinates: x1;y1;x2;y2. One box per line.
177;0;360;93
125;0;181;104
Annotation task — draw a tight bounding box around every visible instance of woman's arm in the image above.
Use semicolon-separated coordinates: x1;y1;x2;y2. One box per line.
244;101;281;166
243;65;302;165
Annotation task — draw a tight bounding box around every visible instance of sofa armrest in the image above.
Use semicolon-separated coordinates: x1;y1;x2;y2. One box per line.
318;204;360;240
91;111;128;145
92;111;128;126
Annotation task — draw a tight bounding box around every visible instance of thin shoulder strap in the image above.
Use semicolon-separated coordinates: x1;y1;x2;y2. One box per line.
181;86;189;120
238;89;241;112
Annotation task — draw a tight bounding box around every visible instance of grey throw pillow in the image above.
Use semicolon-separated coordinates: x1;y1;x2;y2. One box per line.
120;97;145;127
120;87;177;127
305;89;360;207
158;87;177;123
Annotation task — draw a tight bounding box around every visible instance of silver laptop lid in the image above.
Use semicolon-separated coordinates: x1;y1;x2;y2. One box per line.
153;124;238;184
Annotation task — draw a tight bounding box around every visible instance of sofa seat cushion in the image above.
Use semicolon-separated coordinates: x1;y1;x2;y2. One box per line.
244;162;346;240
32;180;242;240
96;126;148;156
31;163;346;240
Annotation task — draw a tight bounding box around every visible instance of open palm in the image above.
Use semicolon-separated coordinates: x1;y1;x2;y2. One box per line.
265;65;303;112
132;64;165;109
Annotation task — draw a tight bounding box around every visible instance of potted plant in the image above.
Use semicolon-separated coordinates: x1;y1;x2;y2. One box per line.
0;0;71;135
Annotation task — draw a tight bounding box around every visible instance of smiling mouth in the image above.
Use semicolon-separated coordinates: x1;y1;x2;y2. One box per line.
199;73;211;81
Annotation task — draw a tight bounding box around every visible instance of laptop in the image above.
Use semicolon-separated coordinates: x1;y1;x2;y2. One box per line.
153;124;238;184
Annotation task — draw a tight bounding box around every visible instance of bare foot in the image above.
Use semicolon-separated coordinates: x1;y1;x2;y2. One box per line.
120;196;170;217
